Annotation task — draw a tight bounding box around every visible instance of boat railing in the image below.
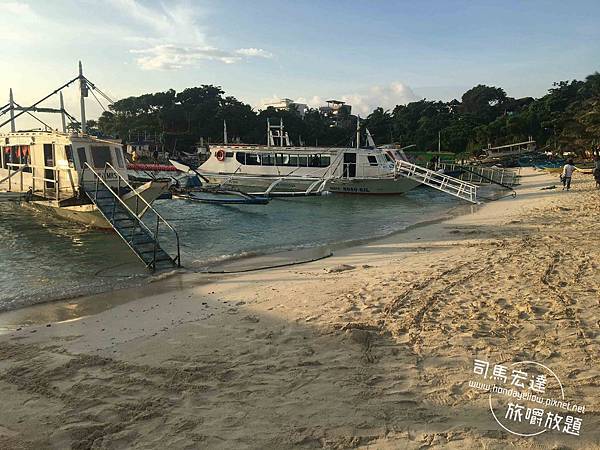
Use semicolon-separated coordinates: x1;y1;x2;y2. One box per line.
81;162;181;269
395;159;479;204
5;162;76;201
438;162;520;187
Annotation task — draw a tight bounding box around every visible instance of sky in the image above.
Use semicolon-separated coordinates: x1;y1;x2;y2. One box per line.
1;0;600;130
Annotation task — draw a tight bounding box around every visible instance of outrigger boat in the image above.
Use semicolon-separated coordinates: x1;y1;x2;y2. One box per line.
174;191;271;205
196;119;421;196
0;130;169;227
169;159;271;205
0;63;179;270
172;119;480;204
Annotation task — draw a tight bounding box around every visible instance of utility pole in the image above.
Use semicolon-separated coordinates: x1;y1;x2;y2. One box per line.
438;130;441;153
223;120;228;144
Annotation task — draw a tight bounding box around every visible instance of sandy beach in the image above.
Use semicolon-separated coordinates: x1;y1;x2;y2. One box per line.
0;168;598;449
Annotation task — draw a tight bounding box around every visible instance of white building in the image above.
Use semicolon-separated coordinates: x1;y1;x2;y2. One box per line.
263;98;307;118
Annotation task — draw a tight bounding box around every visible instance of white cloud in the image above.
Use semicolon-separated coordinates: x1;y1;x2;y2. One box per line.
106;0;205;45
341;83;420;115
294;96;324;108
0;2;39;41
132;44;272;71
0;1;33;15
235;48;273;59
107;0;272;70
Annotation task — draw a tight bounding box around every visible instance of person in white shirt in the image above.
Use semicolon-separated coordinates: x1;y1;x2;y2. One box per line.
561;159;576;191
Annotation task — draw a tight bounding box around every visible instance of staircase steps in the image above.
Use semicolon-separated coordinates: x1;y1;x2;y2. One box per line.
82;165;180;271
395;159;479;204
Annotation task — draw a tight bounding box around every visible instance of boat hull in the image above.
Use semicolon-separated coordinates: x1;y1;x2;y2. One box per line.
201;173;420;195
19;180;170;229
22;201;113;228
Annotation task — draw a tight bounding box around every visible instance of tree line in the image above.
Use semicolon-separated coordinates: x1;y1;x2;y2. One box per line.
95;72;600;156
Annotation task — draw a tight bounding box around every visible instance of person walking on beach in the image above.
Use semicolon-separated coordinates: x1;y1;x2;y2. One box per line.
561;159;576;191
593;156;600;189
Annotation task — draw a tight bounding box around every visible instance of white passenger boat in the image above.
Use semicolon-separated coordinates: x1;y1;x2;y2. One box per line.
197;121;420;195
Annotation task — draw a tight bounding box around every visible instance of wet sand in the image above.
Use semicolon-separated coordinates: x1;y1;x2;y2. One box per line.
0;168;598;449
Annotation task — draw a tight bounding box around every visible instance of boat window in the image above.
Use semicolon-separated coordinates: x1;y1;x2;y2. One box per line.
65;145;74;167
320;155;331;167
225;152;234;157
260;153;274;166
367;155;378;166
235;152;246;164
298;155;308;167
287;155;298;166
246;153;260;165
275;153;284;165
114;147;125;168
76;147;88;168
91;145;112;168
2;146;12;169
2;146;31;171
308;154;321;167
384;153;393;162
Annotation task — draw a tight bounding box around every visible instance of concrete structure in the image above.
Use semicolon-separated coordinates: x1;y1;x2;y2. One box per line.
319;100;352;126
319;100;351;118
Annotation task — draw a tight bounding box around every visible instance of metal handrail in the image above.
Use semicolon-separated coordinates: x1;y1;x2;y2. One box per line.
102;162;181;267
103;163;175;231
6;163;76;200
1;163;28;184
82;162;181;268
394;159;478;203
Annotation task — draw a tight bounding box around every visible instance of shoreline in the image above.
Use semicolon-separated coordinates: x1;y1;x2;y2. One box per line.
0;168;598;448
0;187;482;320
0;182;498;328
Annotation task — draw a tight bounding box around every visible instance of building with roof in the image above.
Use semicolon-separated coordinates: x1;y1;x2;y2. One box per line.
263;98;308;118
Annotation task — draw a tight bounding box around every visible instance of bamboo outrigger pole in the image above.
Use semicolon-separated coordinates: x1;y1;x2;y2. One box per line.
0;75;80;130
9;89;15;132
79;61;87;134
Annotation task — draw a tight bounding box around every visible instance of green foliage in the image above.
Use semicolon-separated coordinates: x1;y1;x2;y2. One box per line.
98;72;600;156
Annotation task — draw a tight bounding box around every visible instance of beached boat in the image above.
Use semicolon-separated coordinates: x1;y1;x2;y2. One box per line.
0;64;179;270
197;120;421;195
0;130;169;228
0;63;169;229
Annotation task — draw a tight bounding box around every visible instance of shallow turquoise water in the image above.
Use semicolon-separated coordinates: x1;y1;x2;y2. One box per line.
0;187;460;311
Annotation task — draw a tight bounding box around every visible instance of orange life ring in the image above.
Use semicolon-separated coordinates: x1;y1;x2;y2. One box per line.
216;149;225;161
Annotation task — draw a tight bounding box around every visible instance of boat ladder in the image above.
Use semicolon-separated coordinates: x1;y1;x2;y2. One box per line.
394;159;479;204
81;163;181;271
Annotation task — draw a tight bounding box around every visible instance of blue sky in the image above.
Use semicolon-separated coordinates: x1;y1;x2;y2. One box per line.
1;0;599;129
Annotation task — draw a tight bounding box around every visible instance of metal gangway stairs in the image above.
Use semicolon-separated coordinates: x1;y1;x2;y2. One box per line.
438;162;520;187
82;163;181;271
395;159;479;204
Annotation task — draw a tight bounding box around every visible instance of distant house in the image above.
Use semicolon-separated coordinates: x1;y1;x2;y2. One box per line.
263;98;308;118
319;100;352;125
125;140;159;157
